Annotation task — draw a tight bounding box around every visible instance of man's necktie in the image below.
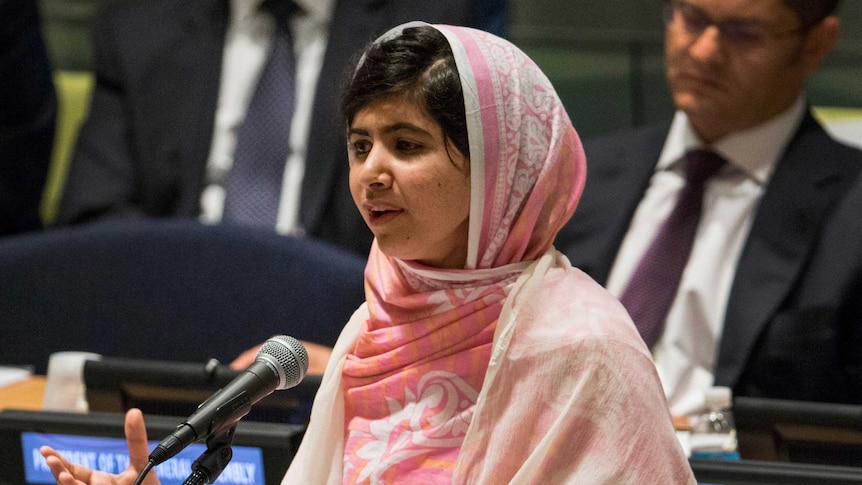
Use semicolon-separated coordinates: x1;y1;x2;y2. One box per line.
223;1;296;226
619;149;726;348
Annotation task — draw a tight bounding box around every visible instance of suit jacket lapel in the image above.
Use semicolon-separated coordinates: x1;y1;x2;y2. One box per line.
142;0;228;196
560;124;667;285
715;112;855;386
300;0;389;232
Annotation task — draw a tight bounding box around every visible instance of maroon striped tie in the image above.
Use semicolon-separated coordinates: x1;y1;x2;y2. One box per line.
619;149;726;348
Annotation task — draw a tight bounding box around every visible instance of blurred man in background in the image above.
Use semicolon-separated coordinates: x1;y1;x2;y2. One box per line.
556;0;862;416
54;0;507;257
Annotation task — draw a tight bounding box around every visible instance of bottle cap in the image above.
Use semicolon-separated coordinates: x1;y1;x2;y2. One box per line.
705;386;732;408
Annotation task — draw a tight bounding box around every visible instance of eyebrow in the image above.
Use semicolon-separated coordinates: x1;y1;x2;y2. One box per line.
348;122;433;137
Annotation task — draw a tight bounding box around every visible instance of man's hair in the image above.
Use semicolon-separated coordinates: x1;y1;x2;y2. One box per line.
782;0;841;28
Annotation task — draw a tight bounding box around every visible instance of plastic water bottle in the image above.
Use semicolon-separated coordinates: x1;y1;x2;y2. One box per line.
689;386;740;460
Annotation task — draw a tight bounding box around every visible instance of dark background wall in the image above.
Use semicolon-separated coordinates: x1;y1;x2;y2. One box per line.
510;0;862;137
38;0;862;138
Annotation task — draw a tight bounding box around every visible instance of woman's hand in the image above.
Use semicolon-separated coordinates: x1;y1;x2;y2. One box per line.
40;408;160;485
230;340;333;375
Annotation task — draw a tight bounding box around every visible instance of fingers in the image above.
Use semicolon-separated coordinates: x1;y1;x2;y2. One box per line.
41;425;156;485
229;345;261;369
302;341;333;375
231;339;334;372
124;408;152;471
40;446;91;484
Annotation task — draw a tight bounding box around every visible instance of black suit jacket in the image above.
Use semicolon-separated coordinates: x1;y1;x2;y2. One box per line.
0;0;55;235
556;112;862;404
55;0;507;257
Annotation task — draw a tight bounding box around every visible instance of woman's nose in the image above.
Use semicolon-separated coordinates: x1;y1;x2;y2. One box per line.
358;146;392;189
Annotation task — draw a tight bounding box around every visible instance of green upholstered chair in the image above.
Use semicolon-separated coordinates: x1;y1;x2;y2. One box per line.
40;70;93;225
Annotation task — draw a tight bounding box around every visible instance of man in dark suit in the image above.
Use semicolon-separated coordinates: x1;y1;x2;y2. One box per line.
0;0;56;236
53;0;507;257
556;0;862;415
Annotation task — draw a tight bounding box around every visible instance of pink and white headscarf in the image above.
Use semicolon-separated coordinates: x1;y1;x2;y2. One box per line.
282;23;695;485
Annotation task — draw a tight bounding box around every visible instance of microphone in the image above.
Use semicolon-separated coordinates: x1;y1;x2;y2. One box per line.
148;335;309;466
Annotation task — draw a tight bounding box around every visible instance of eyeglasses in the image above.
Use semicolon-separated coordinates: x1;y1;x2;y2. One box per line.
663;0;808;50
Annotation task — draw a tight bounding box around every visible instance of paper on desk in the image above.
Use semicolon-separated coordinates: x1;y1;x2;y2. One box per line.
815;107;862;150
0;366;32;388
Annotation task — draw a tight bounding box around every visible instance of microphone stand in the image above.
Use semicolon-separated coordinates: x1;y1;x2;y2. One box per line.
181;425;236;485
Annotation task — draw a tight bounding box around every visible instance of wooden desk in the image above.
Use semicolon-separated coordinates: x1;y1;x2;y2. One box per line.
0;376;46;411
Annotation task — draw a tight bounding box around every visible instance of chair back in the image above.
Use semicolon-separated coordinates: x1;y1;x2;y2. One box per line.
0;220;367;374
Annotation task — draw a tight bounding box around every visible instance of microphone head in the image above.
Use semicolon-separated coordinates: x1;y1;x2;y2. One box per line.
257;335;309;390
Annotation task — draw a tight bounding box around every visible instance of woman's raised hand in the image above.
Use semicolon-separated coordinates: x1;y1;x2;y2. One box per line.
40;408;160;485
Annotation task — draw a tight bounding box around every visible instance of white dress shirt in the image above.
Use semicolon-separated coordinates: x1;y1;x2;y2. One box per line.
605;97;807;416
200;0;334;235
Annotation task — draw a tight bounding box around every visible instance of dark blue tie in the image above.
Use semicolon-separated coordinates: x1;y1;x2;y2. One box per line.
619;149;726;348
223;1;296;226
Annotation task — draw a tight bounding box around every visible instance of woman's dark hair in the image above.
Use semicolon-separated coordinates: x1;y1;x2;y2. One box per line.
341;25;470;161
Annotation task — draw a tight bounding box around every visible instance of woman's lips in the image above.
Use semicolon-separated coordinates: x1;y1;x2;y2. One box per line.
363;202;403;226
368;209;401;225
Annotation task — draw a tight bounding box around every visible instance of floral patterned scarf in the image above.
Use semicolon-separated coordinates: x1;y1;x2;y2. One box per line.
339;23;584;483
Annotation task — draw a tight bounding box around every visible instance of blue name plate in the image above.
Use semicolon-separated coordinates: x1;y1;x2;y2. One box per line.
22;432;265;485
